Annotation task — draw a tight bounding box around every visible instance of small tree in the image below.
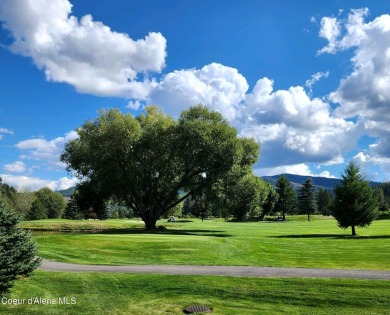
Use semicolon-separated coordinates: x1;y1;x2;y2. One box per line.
27;198;48;220
275;175;298;220
0;202;41;295
260;183;278;220
298;178;317;221
333;162;378;236
63;195;84;220
316;188;333;216
373;187;389;212
13;188;36;219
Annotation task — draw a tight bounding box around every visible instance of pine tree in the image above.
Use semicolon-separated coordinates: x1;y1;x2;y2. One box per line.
333;162;378;236
316;188;333;216
275;175;298;221
0;202;41;295
298;178;317;221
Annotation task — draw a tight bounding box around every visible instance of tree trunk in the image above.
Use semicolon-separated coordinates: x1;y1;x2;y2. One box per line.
351;225;356;236
144;217;158;230
282;210;285;221
307;214;310;221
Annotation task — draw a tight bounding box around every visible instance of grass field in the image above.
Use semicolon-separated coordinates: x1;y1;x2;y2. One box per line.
25;216;390;270
1;271;390;315
1;216;388;314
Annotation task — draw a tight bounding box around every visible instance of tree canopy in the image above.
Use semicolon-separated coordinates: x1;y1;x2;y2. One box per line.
333;162;378;236
61;105;260;229
298;178;317;221
275;175;298;220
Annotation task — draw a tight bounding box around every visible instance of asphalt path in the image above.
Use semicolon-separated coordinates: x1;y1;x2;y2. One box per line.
39;259;390;280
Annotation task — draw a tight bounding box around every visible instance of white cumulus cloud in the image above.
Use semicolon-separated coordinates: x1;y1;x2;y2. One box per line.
150;63;248;120
0;174;78;191
0;0;166;99
3;161;26;173
319;8;390;177
240;78;358;168
15;130;78;170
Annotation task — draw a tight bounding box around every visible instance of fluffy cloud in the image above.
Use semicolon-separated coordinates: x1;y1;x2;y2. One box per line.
150;63;248;120
0;174;78;191
0;0;166;99
319;8;390;177
3;161;26;173
0;127;13;139
15;131;78;170
240;78;358;167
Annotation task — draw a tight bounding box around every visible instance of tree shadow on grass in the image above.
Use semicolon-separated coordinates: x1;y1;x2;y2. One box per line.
97;228;232;237
271;234;390;240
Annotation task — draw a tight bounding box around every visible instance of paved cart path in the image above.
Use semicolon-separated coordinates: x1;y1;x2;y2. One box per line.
39;259;390;280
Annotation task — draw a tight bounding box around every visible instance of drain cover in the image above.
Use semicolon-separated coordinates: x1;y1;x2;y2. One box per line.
184;305;212;314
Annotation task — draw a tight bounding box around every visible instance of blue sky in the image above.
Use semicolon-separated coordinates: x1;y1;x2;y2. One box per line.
1;0;390;190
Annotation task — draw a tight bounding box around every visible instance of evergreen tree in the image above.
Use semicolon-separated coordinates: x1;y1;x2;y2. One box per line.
27;198;48;220
316;188;333;216
298;178;317;221
260;183;278;220
0;202;41;295
275;175;298;221
374;187;389;212
63;195;84;220
333;162;378;236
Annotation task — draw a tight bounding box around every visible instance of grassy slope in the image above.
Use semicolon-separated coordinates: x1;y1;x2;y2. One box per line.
1;271;390;315
28;217;390;270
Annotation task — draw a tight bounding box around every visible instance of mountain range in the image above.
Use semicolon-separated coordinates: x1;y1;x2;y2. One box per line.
261;174;380;191
57;174;381;196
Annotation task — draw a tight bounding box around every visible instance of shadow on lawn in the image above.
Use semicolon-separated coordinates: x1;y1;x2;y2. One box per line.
271;234;390;239
98;228;232;238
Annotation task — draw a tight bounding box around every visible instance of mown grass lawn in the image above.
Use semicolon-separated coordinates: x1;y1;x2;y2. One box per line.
1;271;390;315
24;216;390;270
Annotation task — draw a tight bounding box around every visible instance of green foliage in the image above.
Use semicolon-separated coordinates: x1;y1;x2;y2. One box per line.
61;105;259;229
27;199;47;220
333;162;378;236
374;187;389;212
275;175;298;220
63;196;84;220
376;182;390;205
0;177;16;209
0;202;40;295
260;183;278;219
73;182;109;220
227;174;267;221
29;188;66;219
298;178;317;221
12;189;35;219
316;188;334;216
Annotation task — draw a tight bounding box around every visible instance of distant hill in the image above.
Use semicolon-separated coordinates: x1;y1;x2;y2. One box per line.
57;186;76;197
56;174;381;197
261;174;380;191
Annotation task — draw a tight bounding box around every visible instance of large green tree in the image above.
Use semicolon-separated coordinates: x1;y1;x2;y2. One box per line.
298;178;317;221
0;202;41;295
61;106;259;230
275;175;298;221
333;162;378;236
34;188;66;219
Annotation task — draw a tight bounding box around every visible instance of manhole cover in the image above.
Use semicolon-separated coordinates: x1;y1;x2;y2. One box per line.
184;305;212;314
